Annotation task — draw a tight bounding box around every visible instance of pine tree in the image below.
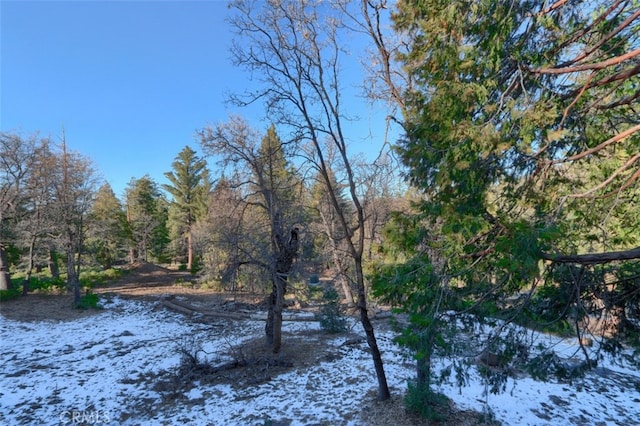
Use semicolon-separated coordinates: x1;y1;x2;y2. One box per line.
125;176;168;263
87;183;128;269
163;146;211;271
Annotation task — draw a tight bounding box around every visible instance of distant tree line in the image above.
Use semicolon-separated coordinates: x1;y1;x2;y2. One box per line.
0;128;403;312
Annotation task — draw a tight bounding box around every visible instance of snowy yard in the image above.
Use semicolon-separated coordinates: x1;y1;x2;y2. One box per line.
1;295;639;425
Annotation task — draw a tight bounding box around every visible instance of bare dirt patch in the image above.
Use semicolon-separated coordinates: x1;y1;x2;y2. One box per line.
0;293;99;322
0;262;260;322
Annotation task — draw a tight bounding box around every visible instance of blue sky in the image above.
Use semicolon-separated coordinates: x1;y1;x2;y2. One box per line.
1;0;391;198
1;0;259;197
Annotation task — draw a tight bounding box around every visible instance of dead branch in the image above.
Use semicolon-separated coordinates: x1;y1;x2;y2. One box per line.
543;246;640;264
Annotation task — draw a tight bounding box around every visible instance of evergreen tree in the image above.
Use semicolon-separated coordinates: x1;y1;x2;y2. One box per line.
372;0;640;410
87;183;128;269
125;176;169;263
309;168;355;305
163;146;211;271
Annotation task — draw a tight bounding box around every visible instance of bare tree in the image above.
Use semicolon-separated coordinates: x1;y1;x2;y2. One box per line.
194;175;247;290
50;135;98;305
199;117;302;353
308;150;356;306
15;137;58;294
0;132;38;290
228;0;391;399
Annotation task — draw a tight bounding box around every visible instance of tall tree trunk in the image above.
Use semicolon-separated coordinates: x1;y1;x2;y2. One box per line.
22;235;37;295
355;257;390;400
332;250;355;306
265;227;299;353
66;240;81;306
48;246;60;279
265;286;276;346
0;242;12;291
187;230;193;272
266;274;288;352
272;274;286;353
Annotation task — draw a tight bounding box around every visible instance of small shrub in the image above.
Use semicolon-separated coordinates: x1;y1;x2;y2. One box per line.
80;267;124;289
76;291;101;310
0;288;21;302
404;381;450;421
318;287;347;333
198;279;224;292
29;276;66;293
291;280;311;306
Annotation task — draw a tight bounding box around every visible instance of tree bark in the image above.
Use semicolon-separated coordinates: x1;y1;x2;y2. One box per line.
355;258;390;400
22;235;37;295
543;246;640;265
187;230;193;272
272;275;285;353
265;227;299;353
66;239;81;306
265;290;275;346
0;242;12;291
48;246;60;279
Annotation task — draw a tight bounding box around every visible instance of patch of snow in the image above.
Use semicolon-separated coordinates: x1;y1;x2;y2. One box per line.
0;297;638;425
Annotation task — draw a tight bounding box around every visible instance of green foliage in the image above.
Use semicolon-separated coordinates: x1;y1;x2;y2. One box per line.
26;275;67;293
87;183;129;268
382;0;640;396
306;282;325;302
0;288;21;301
404;382;450;422
10;268;122;296
163;146;211;269
79;268;123;289
526;351;592;383
75;291;101;310
318;287;347;334
125;176;170;262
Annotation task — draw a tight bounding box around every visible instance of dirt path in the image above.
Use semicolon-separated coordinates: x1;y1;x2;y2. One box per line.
0;262;261;322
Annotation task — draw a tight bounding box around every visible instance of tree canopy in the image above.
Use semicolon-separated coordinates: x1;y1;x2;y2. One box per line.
370;0;640;407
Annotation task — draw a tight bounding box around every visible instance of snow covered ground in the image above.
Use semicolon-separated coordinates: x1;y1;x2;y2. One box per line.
1;296;639;425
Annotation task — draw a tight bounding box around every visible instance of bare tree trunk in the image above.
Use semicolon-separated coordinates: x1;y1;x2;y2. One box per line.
355;258;390;400
332;250;355;306
265;287;275;346
0;242;12;291
265;227;299;353
48;246;60;279
22;235;37;295
264;276;288;352
272;275;286;353
66;239;81;306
